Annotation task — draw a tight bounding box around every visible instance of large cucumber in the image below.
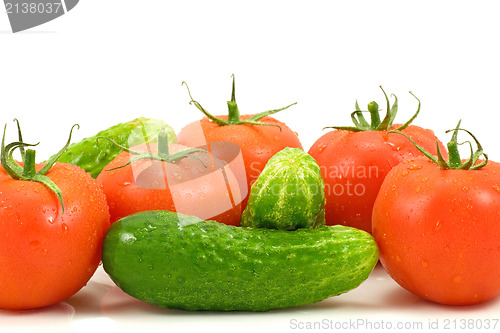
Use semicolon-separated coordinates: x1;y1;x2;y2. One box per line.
54;117;176;178
102;210;379;311
241;147;326;230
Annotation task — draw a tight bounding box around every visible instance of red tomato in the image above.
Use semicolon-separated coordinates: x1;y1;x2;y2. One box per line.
177;77;303;208
308;89;446;234
178;114;302;189
97;143;243;225
309;124;445;234
372;156;500;305
0;163;110;310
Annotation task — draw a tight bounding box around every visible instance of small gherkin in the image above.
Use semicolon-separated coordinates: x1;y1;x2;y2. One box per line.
241;147;326;230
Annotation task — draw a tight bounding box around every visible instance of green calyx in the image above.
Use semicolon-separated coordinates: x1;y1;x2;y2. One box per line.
98;127;208;171
389;120;488;170
182;74;297;131
324;86;421;132
1;119;79;214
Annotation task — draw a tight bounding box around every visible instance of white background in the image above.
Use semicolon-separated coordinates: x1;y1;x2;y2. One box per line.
1;1;499;156
1;1;500;332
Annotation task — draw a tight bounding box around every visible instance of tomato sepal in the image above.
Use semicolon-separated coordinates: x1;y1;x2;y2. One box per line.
389;120;488;170
182;74;296;131
1;121;79;213
97;127;209;171
324;86;421;132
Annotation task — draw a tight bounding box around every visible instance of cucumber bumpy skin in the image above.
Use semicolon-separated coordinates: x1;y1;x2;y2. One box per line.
54;117;176;178
241;147;326;230
102;210;379;312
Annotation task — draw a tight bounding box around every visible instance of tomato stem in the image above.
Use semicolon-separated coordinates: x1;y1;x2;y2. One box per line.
98;127;209;171
182;74;296;131
0;121;79;214
324;86;420;132
227;74;241;124
22;149;37;178
157;128;170;158
388;120;488;170
368;101;381;128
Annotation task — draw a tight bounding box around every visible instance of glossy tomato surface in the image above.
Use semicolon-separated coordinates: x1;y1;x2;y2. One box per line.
97;143;243;225
177;115;303;207
309;124;445;233
0;163;110;310
372;157;500;305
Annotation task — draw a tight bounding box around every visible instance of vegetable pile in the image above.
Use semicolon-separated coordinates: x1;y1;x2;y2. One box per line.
0;77;499;312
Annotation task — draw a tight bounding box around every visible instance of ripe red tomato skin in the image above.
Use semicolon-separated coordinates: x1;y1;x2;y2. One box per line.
0;163;110;310
372;157;500;305
177;114;303;206
308;125;446;234
97;143;242;225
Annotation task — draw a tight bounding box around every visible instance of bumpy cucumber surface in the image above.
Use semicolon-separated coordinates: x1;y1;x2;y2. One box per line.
102;210;379;312
56;117;176;178
241;147;326;230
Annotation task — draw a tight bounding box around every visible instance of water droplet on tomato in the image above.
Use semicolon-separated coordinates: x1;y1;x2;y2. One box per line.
422;177;429;183
30;240;40;249
493;185;500;192
434;220;441;231
120;181;132;187
47;216;54;224
408;164;422;170
385;141;397;150
444;245;450;252
462;186;469;192
173;192;180;199
415;187;421;193
421;260;429;268
401;170;409;176
61;223;68;235
317;144;327;153
273;136;280;141
198;193;205;200
458;253;464;259
185;193;192;199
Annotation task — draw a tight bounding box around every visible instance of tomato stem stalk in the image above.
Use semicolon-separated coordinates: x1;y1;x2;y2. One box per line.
22;149;37;178
182;74;297;131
